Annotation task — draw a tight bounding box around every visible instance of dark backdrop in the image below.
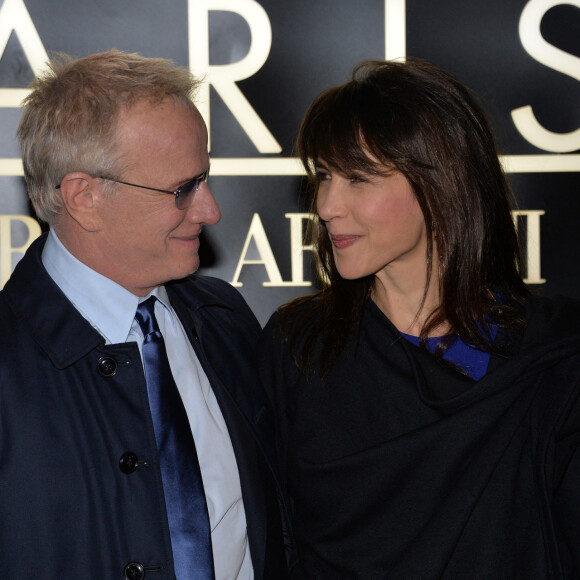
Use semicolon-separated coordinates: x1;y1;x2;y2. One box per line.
0;0;578;324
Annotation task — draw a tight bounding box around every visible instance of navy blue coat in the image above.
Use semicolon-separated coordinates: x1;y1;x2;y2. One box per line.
0;235;290;579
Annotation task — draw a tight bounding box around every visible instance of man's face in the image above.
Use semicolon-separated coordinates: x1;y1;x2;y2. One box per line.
92;98;221;296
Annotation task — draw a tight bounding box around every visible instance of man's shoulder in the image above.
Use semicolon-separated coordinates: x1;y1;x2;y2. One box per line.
168;274;248;309
167;275;260;331
0;288;21;334
186;275;245;300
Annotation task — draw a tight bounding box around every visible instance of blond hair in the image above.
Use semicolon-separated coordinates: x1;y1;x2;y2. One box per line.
17;49;200;224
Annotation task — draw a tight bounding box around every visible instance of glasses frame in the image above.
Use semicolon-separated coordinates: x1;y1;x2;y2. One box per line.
55;167;210;210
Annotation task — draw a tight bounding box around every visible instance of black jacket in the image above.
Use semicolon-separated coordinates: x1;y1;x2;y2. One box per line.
0;235;290;579
259;295;580;579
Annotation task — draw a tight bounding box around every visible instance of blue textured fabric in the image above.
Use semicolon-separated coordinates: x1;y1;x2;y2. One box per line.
402;326;499;381
135;296;215;579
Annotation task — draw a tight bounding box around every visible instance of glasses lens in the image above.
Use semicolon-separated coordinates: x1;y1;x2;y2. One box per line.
175;169;209;209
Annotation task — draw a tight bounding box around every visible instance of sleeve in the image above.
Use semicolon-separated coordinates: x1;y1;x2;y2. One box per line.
552;386;580;575
201;276;262;337
258;313;306;579
257;312;293;481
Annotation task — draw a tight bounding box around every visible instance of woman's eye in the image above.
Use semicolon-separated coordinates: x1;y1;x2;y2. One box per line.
349;175;366;183
314;170;331;181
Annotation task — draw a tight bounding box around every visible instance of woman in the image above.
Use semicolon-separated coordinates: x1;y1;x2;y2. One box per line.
258;60;580;579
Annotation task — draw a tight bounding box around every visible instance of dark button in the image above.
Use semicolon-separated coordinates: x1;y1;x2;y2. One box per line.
97;356;118;377
124;562;146;580
119;452;139;474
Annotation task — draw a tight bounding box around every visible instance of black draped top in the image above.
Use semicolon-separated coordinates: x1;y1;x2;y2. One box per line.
259;295;580;579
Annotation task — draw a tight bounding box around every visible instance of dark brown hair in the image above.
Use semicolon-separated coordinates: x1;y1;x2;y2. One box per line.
282;59;528;376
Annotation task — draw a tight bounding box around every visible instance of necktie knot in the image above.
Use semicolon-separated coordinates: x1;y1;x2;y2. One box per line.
135;296;159;337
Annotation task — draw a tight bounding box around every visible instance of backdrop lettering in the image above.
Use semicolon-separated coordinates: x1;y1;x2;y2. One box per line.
0;0;578;323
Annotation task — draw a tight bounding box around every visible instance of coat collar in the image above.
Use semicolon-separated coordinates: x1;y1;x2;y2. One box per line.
2;234;234;369
4;234;275;453
3;234;105;369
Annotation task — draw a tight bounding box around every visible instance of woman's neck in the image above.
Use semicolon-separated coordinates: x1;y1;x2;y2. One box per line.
371;260;447;337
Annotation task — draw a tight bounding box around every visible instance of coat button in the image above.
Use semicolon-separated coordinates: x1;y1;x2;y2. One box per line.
97;356;118;377
124;562;146;580
119;452;139;474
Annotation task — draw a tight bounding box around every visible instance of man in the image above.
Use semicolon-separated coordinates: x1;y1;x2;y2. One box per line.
0;50;291;579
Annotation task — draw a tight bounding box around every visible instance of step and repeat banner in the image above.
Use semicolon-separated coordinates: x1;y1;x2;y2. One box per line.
0;0;578;324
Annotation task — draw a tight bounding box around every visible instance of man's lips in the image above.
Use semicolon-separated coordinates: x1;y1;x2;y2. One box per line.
329;234;361;249
172;233;201;247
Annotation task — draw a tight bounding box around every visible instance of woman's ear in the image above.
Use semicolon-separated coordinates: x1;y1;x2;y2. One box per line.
57;172;101;231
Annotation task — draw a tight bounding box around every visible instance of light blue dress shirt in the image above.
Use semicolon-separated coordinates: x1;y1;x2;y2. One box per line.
42;229;253;579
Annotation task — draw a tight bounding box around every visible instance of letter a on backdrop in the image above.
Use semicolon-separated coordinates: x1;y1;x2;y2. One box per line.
0;0;49;107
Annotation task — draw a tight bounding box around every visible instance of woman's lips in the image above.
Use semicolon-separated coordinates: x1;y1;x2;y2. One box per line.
330;234;361;249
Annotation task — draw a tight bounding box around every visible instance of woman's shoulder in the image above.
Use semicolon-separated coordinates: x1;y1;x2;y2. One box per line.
524;293;580;345
263;292;325;336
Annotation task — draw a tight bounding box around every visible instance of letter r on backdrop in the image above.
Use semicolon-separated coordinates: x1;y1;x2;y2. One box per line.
0;215;41;288
188;0;281;153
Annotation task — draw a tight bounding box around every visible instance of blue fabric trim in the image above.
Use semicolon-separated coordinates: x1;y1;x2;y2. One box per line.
402;326;498;380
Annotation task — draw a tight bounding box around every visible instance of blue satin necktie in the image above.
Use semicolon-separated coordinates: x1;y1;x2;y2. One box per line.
135;296;215;579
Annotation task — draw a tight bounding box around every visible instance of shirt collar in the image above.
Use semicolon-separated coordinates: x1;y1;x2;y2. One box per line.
41;229;169;344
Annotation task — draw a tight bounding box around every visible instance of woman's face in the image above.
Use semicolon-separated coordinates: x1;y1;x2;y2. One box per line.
316;160;428;283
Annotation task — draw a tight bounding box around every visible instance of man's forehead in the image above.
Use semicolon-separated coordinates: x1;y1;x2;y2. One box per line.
119;96;200;121
116;99;204;143
112;97;207;177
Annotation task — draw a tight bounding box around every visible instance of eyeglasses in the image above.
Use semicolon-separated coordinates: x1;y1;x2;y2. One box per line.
55;167;210;210
100;167;210;210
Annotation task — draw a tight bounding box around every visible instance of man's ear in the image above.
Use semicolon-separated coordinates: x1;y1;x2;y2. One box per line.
58;172;101;231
